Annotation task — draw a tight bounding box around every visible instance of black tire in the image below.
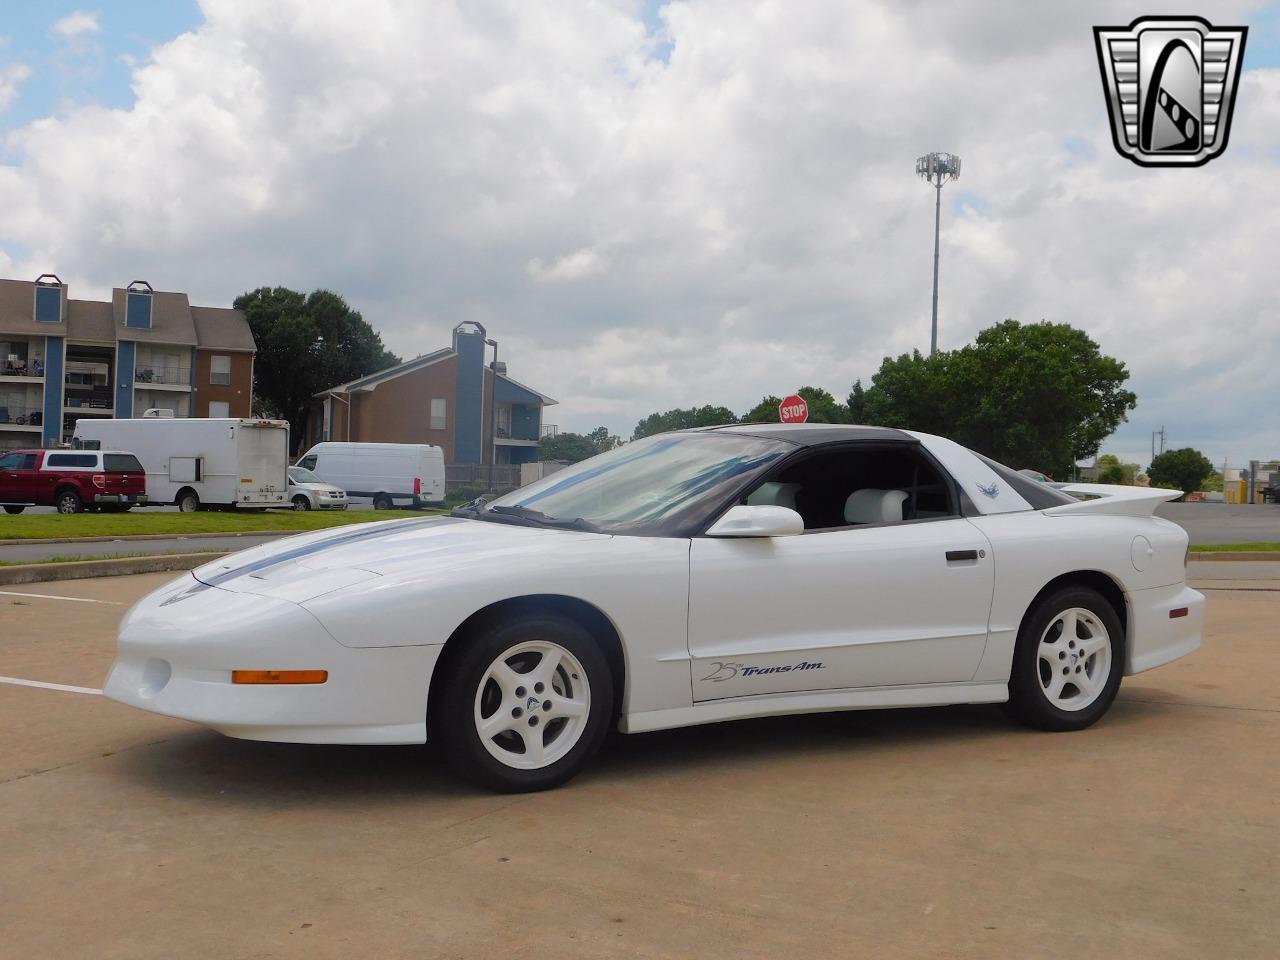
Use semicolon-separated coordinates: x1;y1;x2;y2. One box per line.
292;495;312;511
177;490;200;513
57;489;83;515
373;494;393;510
435;612;614;793
1003;586;1125;732
3;505;24;515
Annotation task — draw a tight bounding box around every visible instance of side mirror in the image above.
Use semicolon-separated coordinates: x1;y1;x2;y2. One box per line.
706;505;804;538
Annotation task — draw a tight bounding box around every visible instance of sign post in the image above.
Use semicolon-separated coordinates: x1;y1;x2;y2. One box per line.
778;394;809;424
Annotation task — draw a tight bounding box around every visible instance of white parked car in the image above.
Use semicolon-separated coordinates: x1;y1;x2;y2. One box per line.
287;466;348;511
104;425;1204;792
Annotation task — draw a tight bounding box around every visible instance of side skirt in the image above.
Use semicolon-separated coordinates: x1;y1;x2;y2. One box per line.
619;682;1008;734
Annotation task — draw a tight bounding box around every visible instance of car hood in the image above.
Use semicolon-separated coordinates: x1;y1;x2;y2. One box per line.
191;516;605;603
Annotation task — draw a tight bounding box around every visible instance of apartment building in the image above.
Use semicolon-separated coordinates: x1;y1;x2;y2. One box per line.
0;275;256;450
303;321;556;466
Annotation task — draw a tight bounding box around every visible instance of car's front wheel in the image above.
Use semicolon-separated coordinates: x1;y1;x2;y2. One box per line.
436;613;613;792
1004;586;1124;731
291;495;311;511
3;505;24;515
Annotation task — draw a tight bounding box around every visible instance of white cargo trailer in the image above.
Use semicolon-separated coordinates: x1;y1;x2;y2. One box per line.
73;418;290;511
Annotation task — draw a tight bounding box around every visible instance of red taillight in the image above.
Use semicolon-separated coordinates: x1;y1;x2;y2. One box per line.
414;476;421;495
92;474;106;490
1169;607;1189;619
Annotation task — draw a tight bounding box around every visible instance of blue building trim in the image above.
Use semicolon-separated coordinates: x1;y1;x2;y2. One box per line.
115;340;135;419
41;336;64;446
494;377;544;406
452;326;486;465
125;292;152;328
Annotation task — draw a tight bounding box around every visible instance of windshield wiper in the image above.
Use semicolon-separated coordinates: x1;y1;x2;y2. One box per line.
483;504;598;531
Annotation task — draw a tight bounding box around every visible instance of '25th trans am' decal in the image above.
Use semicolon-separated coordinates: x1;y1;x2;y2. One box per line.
700;660;826;683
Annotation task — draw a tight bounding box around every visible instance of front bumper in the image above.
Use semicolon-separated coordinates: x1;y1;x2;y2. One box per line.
1126;582;1206;675
103;574;442;744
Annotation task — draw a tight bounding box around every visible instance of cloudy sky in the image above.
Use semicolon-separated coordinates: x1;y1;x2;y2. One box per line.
2;1;1278;469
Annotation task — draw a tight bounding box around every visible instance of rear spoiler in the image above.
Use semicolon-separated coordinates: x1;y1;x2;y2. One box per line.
1044;483;1182;517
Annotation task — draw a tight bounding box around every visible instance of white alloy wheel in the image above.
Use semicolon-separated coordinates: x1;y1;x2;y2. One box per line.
473;640;591;770
1036;607;1112;712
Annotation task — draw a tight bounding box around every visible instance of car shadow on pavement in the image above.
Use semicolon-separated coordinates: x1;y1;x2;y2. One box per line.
112;703;1006;800
111;699;1171;801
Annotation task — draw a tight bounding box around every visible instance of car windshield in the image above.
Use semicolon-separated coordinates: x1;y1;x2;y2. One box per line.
479;432;789;536
289;467;323;484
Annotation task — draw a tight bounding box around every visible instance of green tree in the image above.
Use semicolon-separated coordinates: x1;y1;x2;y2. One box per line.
632;405;738;440
847;380;867;423
234;287;401;449
538;431;599;463
1096;453;1138;485
587;426;623;453
1202;470;1224;493
740;386;850;424
1147;448;1214;498
861;320;1136;478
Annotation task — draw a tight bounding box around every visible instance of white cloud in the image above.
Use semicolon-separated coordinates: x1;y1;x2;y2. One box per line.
0;0;1276;465
528;248;608;283
0;62;29;112
52;11;101;40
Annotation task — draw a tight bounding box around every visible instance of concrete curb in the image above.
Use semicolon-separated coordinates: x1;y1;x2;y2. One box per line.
1189;552;1280;562
0;552;228;586
0;530;292;547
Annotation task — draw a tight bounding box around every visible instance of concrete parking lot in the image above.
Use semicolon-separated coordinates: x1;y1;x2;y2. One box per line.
1;570;1277;959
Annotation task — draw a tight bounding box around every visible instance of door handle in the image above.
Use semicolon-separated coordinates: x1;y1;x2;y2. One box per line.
946;549;979;562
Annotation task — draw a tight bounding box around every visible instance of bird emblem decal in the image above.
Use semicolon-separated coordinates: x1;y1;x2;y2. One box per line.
976;480;1000;499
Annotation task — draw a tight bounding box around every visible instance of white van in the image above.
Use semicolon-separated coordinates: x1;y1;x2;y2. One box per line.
296;442;446;509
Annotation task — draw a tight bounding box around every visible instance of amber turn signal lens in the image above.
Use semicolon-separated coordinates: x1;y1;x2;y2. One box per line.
232;669;328;684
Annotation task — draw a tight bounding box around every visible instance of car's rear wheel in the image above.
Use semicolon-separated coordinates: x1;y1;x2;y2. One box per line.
291;495;311;511
373;493;393;510
3;505;24;515
1004;586;1124;731
436;613;613;792
56;489;83;514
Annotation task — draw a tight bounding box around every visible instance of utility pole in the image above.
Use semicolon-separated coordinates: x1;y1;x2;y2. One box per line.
915;152;961;356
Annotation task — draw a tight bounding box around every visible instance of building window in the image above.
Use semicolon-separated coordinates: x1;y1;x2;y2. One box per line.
430;398;447;430
34;286;62;323
210;355;231;385
208;400;230;418
126;292;152;329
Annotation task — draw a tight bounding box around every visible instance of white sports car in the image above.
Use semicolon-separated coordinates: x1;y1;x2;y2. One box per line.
105;425;1204;792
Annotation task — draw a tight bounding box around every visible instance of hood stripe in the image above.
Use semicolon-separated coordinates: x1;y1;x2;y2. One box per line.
195;517;456;586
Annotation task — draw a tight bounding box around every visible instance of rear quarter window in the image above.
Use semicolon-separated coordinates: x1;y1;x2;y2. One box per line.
44;453;98;469
104;454;145;473
976;455;1077;509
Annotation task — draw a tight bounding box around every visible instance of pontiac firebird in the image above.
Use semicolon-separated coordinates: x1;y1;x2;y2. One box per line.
104;425;1204;792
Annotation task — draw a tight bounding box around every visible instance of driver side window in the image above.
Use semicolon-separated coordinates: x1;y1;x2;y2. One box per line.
297;455;318;470
744;445;956;531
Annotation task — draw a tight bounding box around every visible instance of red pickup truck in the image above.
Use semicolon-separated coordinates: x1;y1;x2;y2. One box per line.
0;449;148;515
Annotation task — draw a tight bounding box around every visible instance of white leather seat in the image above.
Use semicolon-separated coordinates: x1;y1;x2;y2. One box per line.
747;482;801;510
844;488;908;524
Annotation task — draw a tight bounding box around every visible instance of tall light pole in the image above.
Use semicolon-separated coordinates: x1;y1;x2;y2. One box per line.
915;152;961;356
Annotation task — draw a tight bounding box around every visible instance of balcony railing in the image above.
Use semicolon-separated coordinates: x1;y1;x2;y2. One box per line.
540;424;558;438
135;365;191;386
2;359;44;378
0;404;44;427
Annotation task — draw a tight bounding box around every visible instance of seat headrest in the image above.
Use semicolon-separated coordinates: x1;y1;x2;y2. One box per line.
844;488;908;524
747;482;801;510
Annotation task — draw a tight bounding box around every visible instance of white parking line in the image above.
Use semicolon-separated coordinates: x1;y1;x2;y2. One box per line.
0;676;103;696
0;590;123;605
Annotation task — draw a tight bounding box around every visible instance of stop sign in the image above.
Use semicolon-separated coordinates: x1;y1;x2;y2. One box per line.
778;394;809;423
